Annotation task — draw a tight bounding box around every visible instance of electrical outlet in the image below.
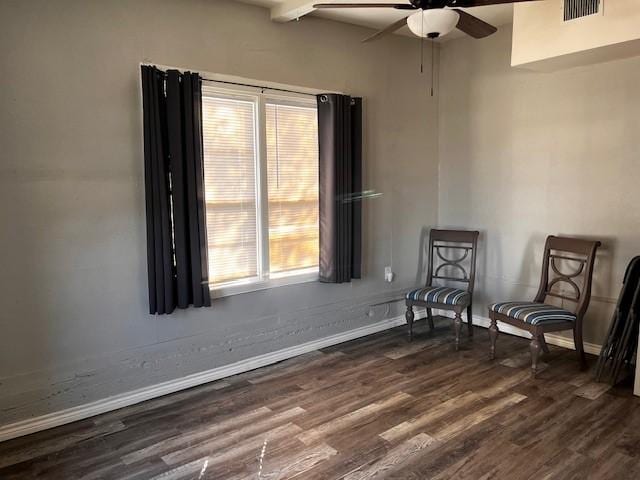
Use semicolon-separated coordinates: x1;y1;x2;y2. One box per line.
384;266;394;283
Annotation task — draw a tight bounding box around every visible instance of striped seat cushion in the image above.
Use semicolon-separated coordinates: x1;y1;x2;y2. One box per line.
489;301;576;325
406;286;470;306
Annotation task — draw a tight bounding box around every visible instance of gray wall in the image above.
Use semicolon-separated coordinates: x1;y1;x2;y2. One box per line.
5;1;637;428
438;28;640;346
0;0;439;424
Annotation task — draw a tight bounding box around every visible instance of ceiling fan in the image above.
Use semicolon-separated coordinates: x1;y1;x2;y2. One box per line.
312;0;540;43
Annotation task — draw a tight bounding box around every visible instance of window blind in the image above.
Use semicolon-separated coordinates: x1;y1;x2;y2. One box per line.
265;102;319;275
202;94;259;284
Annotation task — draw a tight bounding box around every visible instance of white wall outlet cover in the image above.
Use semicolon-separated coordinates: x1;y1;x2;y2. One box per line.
384;267;394;282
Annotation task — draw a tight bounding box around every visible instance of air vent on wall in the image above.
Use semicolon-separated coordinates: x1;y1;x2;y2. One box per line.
563;0;601;22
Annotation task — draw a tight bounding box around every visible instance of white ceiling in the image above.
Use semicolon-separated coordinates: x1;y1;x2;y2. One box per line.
238;0;514;41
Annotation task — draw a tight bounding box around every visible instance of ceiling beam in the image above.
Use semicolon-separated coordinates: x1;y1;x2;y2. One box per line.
270;0;316;22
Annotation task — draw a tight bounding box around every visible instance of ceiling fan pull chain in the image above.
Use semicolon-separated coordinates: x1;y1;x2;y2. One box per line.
420;12;424;74
431;39;434;97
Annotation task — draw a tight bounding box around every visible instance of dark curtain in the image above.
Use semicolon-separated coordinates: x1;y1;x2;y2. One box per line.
141;66;211;314
317;94;362;283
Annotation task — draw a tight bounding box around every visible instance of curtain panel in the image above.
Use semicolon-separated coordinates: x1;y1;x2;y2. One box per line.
317;94;363;283
141;66;211;314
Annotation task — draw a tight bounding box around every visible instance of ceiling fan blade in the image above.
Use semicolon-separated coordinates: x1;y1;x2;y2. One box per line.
453;9;497;38
448;0;541;6
313;3;415;9
362;16;409;43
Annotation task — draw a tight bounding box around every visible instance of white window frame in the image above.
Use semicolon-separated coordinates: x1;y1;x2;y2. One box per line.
202;83;320;298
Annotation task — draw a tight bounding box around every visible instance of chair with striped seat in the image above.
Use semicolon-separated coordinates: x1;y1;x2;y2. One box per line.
405;229;479;350
488;236;601;377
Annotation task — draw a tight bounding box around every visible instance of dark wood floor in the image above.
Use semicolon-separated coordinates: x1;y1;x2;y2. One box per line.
2;318;640;479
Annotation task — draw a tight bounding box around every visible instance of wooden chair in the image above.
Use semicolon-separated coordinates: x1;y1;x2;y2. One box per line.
405;229;479;350
488;236;601;377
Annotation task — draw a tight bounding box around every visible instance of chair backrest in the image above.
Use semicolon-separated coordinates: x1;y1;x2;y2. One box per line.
534;236;601;320
427;229;480;293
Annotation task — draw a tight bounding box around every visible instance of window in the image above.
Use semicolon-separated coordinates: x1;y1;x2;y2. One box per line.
266;102;319;276
201;84;319;295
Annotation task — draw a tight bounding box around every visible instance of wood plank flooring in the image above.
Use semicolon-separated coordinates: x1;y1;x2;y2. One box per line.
1;318;639;479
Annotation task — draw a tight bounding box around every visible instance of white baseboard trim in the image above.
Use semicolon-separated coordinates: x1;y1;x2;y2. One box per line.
0;315;408;443
0;310;601;443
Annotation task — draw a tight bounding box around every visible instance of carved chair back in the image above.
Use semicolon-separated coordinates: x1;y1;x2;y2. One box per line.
426;229;480;294
534;236;601;321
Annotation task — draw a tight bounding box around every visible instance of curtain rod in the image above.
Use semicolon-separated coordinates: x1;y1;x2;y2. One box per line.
201;78;319;97
148;65;323;97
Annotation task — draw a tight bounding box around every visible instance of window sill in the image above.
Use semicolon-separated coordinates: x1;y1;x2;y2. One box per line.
210;269;319;299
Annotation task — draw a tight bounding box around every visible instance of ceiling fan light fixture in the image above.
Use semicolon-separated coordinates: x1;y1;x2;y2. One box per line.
406;9;460;38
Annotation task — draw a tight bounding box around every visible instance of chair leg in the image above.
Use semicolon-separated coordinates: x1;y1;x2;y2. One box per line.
426;308;435;331
406;305;414;342
530;336;542;378
489;316;499;360
539;334;550;354
454;312;462;351
573;326;587;371
466;304;474;337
